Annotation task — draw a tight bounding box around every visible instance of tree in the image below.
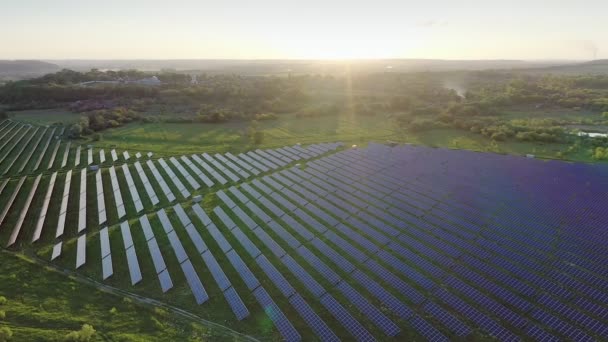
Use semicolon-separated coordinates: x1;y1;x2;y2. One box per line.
69;123;82;138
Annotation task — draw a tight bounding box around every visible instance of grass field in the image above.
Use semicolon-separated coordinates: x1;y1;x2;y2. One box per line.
0;251;248;341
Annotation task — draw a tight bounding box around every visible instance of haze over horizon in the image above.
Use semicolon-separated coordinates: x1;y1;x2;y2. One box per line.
1;0;607;60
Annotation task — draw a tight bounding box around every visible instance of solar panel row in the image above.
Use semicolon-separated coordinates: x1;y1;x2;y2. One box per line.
7;174;41;246
95;169;107;225
108;166;126;218
146;160;176;202
55;171;72;238
32;172;57;242
77;168;87;232
158;158;190;198
134;161;160;205
121;164;144;212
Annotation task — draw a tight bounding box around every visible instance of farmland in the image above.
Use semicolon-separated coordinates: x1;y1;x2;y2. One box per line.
0;113;607;341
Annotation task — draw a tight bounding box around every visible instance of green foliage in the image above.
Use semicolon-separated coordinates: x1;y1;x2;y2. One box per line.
0;296;6;305
109;307;118;315
64;324;96;342
0;310;5;320
68;123;82;138
0;326;12;342
592;147;608;160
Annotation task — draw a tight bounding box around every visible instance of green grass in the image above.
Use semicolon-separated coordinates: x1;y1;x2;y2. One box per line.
0;251;253;341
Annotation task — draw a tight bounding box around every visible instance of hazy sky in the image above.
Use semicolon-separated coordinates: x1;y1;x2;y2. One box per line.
1;0;607;60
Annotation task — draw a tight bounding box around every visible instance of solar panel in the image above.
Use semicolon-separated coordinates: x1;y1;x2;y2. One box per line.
241;183;262;199
251;227;286;258
201;250;231;291
310;238;356;273
296;245;341;285
226;249;260;290
181;259;209;304
409;315;449;342
206;223;232;254
253;287;301;342
138;215;154;241
157;209;174;233
125;246;143;285
288;293;339;342
319;293;374;342
76;234;87;269
192;204;212;226
422;301;471;337
32;172;57;242
7;174;41;247
102;255;113;280
281;254;326;298
158;269;173;293
122;164;144;213
231;206;257;229
230;226;261;258
147;238;167;274
217;190;237;209
256;255;295;297
167;231;189;263
213;206;237;229
229;186;250;204
224;287;250;321
51;242;62;260
99;227;111;258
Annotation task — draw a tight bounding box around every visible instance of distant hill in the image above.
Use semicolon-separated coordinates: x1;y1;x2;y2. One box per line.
524;59;608;75
0;60;61;80
48;59;573;76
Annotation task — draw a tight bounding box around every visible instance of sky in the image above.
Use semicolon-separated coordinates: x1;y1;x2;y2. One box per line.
1;0;607;60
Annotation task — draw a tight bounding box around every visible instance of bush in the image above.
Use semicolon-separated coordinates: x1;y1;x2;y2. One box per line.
0;310;5;320
253;131;265;145
0;297;6;305
64;324;95;342
0;327;12;342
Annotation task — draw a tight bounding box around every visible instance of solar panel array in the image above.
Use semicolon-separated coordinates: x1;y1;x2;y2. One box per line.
156;209;208;303
121;164;144;212
99;227;113;279
120;221;143;285
108;166;126;218
32;127;56;171
60;140;71;168
99;149;106;163
139;215;173;292
0;176;26;228
77;168;87;232
16;127;47;174
95;169;107;225
7;174;41;246
32;172;57;242
87;147;93;165
55;170;72;238
146;160;176;202
74;145;81;166
134;161;159;205
158;158;191;199
46;140;61;170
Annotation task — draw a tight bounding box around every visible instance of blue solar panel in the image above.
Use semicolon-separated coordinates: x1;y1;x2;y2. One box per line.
147;238;167;273
206;223;233;253
292;208;326;233
351;270;413;320
258;196;286;218
310;237;356;274
336;281;400;336
253;228;286;258
230;226;262;258
226;249;260;291
253;179;273;195
246;202;272;223
241;183;262;199
181;259;209;304
167;231;188;263
289;293;339;342
364;259;425;304
423;302;471;337
224;287;250;321
324;230;368;263
280;214;314;241
304;204;339;227
270;191;296;211
296;245;341;285
229;186;250;204
281;254;326;298
201;250;231;291
217;190;237;209
158;269;173;293
213;206;237;230
256;255;296;297
319;293;374;342
409;315;449;342
125;246;143;285
253;287;301;342
377;250;436;290
185;225;208;254
267;221;301;249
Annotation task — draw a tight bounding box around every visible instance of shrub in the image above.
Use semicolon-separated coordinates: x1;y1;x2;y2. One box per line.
0;326;12;342
0;310;5;320
0;297;6;305
64;324;95;342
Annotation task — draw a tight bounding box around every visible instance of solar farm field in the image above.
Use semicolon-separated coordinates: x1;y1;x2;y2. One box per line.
1;116;608;341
